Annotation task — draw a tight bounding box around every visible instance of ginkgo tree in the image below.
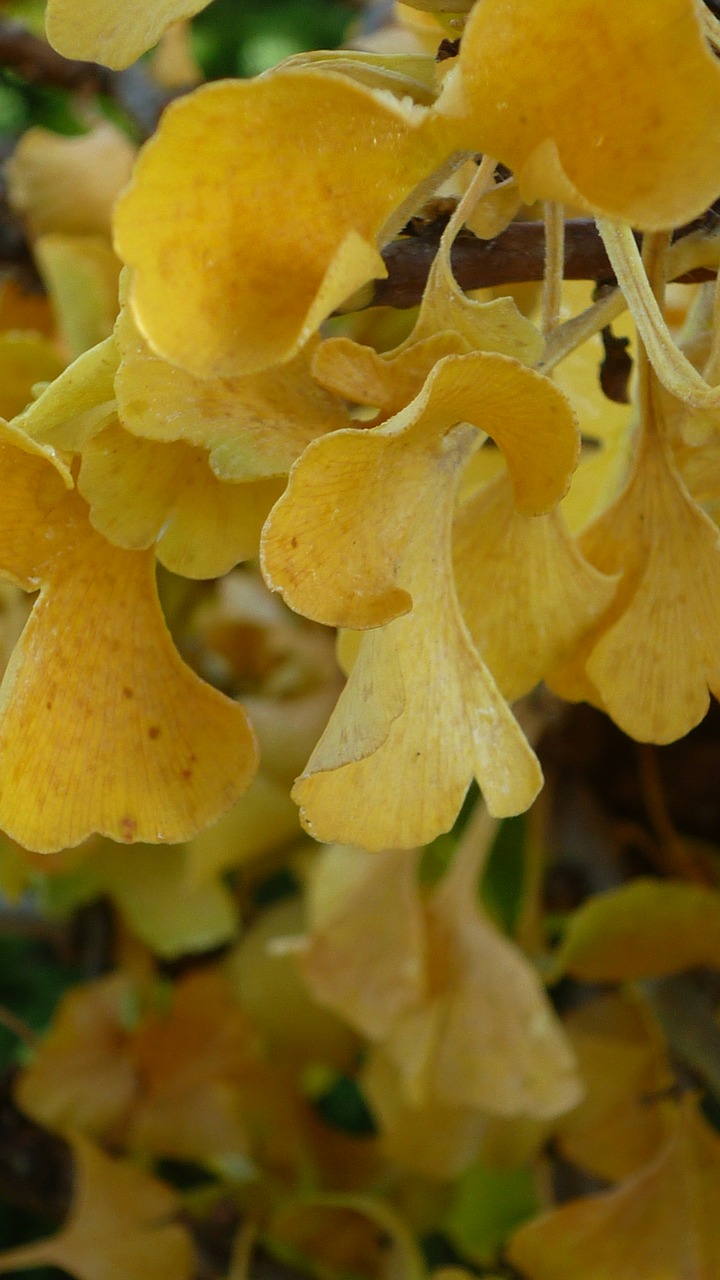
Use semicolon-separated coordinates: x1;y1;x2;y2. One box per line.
0;0;720;1277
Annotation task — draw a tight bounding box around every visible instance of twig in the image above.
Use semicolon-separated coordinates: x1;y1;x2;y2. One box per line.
371;217;718;310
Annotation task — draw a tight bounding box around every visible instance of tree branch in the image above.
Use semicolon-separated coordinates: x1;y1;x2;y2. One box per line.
371;217;718;310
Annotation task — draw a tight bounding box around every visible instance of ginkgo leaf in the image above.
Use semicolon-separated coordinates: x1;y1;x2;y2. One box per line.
563;429;720;743
263;352;578;841
454;473;617;701
438;0;720;229
384;836;582;1121
45;0;212;69
551;879;720;983
555;991;676;1182
0;420;257;851
15;334;118;451
7;124;136;238
78;417;283;577
94;840;239;959
115;303;350;481
507;1097;720;1280
0;1133;193;1280
0;333;65;420
15;973;137;1140
299;846;426;1040
35;234;121;358
114;71;457;377
361;1047;488;1179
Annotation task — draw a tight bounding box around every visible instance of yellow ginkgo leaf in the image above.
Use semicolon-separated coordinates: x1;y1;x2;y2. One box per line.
15;334;118;451
35;234;121;359
0;1133;193;1280
383;834;582;1120
114;71;457;377
507;1098;720;1280
555;990;676;1183
361;1047;488;1179
299;846;426;1041
15;973;137;1140
7;124;136;238
438;0;720;229
45;0;212;69
569;429;720;743
78;417;283;577
0;333;65;420
551;879;720;983
454;472;617;701
0;421;257;851
115;304;350;481
262;352;578;840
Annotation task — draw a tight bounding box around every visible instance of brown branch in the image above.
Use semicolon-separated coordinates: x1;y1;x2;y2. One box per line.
371;217;718;310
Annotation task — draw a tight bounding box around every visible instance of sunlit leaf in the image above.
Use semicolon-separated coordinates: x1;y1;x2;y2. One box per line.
45;0;212;69
438;0;720;228
0;421;257;850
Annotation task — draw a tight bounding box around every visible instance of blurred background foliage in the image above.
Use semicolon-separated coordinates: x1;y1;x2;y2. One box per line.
0;0;360;137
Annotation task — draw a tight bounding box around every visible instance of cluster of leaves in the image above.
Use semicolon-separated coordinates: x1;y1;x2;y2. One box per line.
1;0;720;1277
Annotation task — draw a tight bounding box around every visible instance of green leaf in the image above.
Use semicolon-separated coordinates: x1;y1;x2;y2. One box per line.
443;1159;539;1266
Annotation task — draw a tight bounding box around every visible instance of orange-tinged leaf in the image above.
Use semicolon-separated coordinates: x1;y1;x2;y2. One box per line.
0;421;257;850
438;0;720;229
45;0;212;69
552;879;720;983
507;1098;720;1280
0;1133;193;1280
556;991;675;1182
15;973;136;1139
114;72;456;377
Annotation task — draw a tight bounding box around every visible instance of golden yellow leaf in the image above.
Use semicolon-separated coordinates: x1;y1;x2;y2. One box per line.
454;472;617;701
263;352;577;841
0;421;257;850
438;0;720;229
552;879;720;983
556;991;675;1182
78;417;283;577
0;333;64;420
114;71;455;377
45;0;212;68
564;428;720;742
507;1098;720;1280
115;304;350;481
15;334;118;451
